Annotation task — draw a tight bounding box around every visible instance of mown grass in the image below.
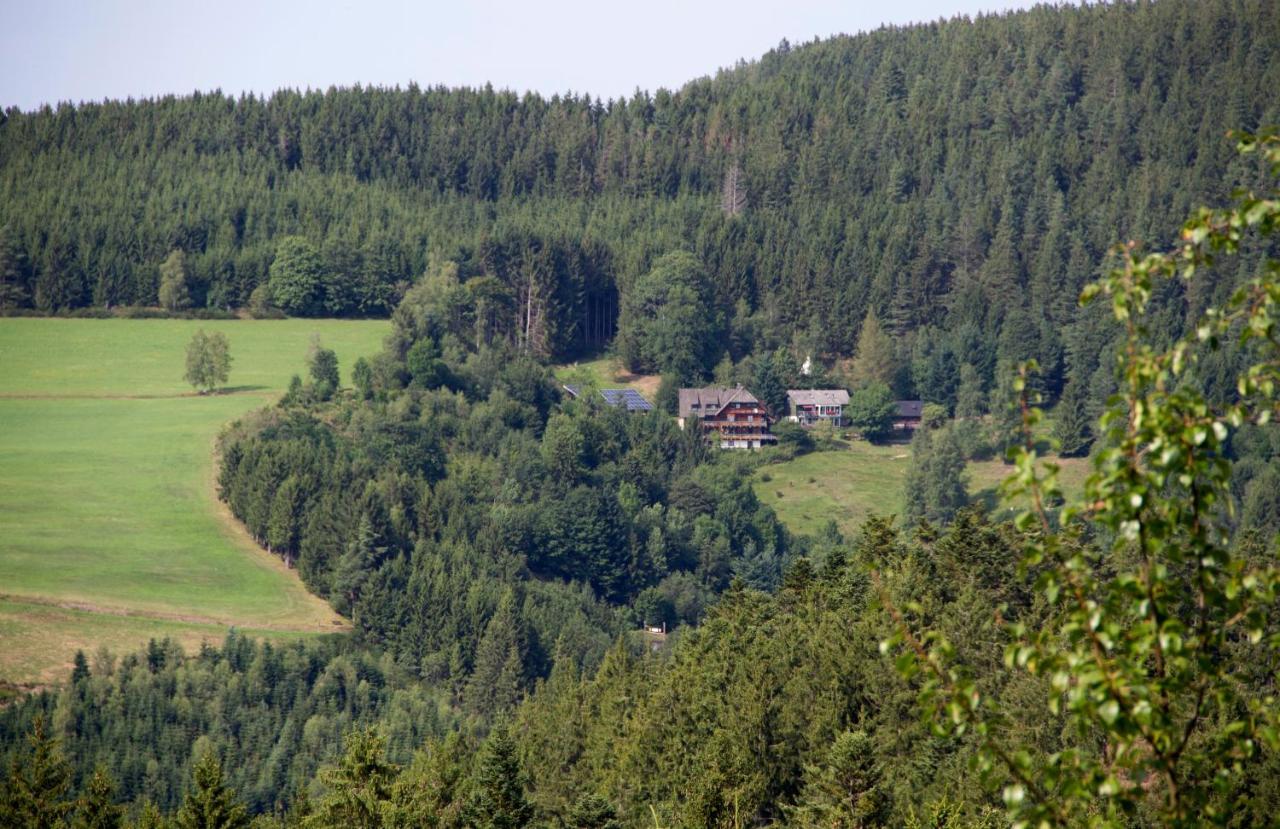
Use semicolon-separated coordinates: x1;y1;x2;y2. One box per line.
553;355;661;399
753;439;1090;538
0;318;388;686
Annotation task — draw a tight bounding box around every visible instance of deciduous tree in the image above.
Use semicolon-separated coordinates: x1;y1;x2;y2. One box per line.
184;330;231;393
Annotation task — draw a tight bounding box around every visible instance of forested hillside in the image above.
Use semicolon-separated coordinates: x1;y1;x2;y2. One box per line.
2;0;1276;391
4;1;1280;827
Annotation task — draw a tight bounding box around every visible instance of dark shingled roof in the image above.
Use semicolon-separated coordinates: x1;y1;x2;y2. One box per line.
678;386;760;419
895;400;924;418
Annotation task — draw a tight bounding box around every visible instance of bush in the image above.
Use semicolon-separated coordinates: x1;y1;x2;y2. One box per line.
772;421;814;454
247;283;282;319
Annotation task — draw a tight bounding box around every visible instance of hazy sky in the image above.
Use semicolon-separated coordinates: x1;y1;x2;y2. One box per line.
2;0;1046;110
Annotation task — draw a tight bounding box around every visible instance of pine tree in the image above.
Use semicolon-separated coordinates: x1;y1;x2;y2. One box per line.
173;753;249;829
751;349;790;419
0;226;31;309
903;425;969;527
158;249;191;312
72;766;124;829
389;734;467;829
790;730;888;828
464;590;526;720
924;427;969;525
1052;377;1092;458
990;359;1024;464
131;801;166;829
565;794;622;829
467;723;533;829
1;715;74;829
954;363;986;419
902;428;932;528
266;475;302;560
850;311;896;388
306;729;399;829
332;513;380;615
71;650;91;685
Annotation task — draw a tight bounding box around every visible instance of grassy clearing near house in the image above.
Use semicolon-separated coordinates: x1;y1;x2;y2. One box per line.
553;355;661;399
0;318;388;686
753;442;912;537
753;439;1090;538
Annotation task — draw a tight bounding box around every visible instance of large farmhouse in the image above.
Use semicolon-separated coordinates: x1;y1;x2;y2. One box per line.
786;389;850;427
677;386;777;449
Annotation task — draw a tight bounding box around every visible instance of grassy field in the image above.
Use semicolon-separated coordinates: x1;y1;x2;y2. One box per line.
0;318;389;686
753;440;1090;538
553;355;661;399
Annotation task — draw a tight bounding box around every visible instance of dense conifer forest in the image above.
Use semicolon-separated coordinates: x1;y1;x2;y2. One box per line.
5;1;1280;826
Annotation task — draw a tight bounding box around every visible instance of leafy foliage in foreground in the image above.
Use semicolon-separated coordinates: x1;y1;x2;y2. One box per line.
883;132;1280;827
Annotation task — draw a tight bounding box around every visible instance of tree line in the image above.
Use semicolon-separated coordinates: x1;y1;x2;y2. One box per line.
1;0;1275;407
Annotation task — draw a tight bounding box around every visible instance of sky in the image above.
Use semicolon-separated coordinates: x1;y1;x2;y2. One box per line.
1;0;1046;111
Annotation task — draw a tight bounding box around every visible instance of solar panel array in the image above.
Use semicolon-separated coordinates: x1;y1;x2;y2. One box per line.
600;388;654;411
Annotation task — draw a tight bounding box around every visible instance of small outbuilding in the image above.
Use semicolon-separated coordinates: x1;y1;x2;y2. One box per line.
893;400;924;431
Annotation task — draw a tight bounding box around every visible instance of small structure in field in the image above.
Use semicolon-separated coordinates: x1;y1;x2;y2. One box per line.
893;400;924;431
786;389;850;427
563;384;654;412
678;386;777;449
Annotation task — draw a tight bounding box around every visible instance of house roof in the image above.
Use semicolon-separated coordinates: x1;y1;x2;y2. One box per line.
787;389;850;407
564;384;654;412
895;400;924;418
600;388;654;412
678;386;760;419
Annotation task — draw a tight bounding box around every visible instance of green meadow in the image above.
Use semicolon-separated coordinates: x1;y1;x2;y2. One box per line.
753;440;1090;538
552;355;661;399
0;318;389;686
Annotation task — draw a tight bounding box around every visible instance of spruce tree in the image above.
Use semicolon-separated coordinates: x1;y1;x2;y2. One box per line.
307;729;399;829
467;723;533;829
464;590;526;719
902;427;932;528
131;801;166;829
0;226;31;309
790;730;887;828
565;794;622;829
751;349;790;419
954;363;986;419
1;715;74;829
71;650;91;685
1052;377;1092;458
924;426;969;525
72;766;124;829
173;753;249;829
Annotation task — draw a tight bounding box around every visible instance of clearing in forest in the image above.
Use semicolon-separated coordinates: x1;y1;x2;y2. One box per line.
553;355;661;399
0;318;388;687
753;439;1090;538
